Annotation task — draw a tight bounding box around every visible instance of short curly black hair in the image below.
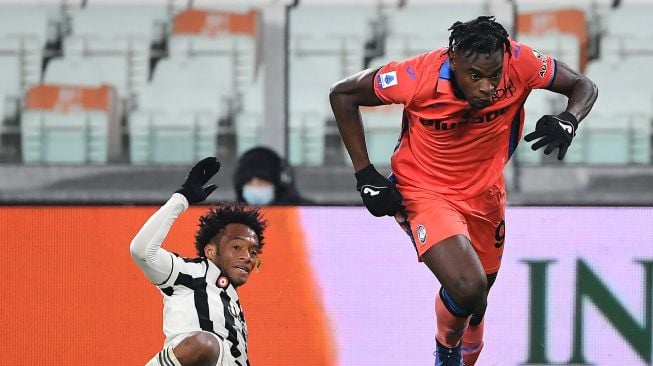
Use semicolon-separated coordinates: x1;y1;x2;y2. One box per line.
448;16;511;58
195;202;267;257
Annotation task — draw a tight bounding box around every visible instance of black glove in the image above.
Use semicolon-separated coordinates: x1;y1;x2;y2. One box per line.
355;164;403;217
523;111;578;160
176;157;221;204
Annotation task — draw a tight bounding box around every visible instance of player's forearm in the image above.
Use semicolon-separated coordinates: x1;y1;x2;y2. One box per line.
330;69;386;172
564;76;598;123
334;107;372;171
130;193;188;283
330;94;372;172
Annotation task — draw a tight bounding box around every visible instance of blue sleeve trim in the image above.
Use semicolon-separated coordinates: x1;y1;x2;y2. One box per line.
439;58;452;80
545;58;557;89
508;104;525;159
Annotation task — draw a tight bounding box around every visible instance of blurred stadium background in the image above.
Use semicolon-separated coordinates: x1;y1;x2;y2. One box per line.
0;0;652;365
0;0;651;204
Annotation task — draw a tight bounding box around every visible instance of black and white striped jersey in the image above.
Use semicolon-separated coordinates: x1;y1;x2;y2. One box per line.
130;194;250;366
158;255;249;366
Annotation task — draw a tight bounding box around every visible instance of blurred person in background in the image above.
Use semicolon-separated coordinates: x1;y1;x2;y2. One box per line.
130;157;267;366
234;146;312;206
330;16;597;366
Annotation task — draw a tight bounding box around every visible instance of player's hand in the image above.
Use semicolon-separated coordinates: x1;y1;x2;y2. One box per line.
524;111;578;160
175;157;221;204
355;164;403;217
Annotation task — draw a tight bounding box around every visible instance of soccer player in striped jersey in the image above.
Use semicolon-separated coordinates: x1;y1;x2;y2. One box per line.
330;16;597;366
130;157;267;366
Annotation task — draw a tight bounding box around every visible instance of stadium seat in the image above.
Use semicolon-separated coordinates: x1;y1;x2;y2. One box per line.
600;34;653;61
517;34;580;71
605;3;653;38
21;84;120;164
585;59;653;87
290;4;376;40
582;113;651;164
234;72;264;155
290;4;371;77
581;60;653;164
46;54;141;108
358;105;404;167
0;52;29;118
581;90;652;165
234;109;264;157
137;84;223;115
169;35;257;90
381;3;485;70
61;4;168;108
289;53;343;117
288;111;325;166
128;111;218;165
290;36;364;77
152;56;232;88
0;92;6;121
128;84;223;165
169;9;259;91
70;4;169;44
517;90;554;165
384;35;451;59
0;36;43;119
288;53;342;166
22;111;111;164
149;56;234;112
0;5;48;47
44;57;101;86
62;36;150;100
385;3;484;40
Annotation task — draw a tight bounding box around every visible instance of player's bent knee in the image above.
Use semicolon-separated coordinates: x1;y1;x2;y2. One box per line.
174;332;221;365
190;332;221;360
449;275;488;310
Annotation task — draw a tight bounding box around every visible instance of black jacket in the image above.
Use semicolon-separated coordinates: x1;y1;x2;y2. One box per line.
233;147;313;205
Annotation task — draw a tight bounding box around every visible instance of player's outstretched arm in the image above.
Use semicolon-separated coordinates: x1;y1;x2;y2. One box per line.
329;69;403;217
130;157;221;284
329;67;384;171
546;61;598;123
524;61;598;160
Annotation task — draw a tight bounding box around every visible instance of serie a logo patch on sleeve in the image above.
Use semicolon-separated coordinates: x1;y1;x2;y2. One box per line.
377;71;398;89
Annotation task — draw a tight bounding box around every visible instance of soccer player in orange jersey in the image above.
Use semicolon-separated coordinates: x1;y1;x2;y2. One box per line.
330;16;598;365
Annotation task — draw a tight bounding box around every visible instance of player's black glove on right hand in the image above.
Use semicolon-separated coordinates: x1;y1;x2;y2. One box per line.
175;157;221;204
523;111;578;160
355;164;403;217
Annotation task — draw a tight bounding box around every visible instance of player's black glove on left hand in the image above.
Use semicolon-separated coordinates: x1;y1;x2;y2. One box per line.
524;111;578;160
355;164;403;217
176;157;221;204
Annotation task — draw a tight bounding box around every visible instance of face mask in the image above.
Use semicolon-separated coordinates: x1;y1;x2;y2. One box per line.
242;185;275;205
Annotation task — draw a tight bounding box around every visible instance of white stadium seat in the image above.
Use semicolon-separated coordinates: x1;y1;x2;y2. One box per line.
385;3;485;39
128;84;223;165
21;111;112;164
518;34;580;71
70;4;169;43
168;34;257;90
128;110;219;165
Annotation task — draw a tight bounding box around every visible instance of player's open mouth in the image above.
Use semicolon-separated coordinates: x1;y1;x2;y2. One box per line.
234;265;250;274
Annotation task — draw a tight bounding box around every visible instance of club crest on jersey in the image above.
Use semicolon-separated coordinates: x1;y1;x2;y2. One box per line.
216;276;229;288
417;225;427;244
377;71;398;89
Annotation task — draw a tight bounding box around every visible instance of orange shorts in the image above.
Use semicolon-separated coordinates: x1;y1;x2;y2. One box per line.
395;182;506;274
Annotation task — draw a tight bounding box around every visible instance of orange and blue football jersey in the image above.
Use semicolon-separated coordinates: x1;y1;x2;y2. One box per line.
373;40;556;200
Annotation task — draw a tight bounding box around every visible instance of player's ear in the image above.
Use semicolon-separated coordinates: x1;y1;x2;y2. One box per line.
448;49;456;71
204;242;218;260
